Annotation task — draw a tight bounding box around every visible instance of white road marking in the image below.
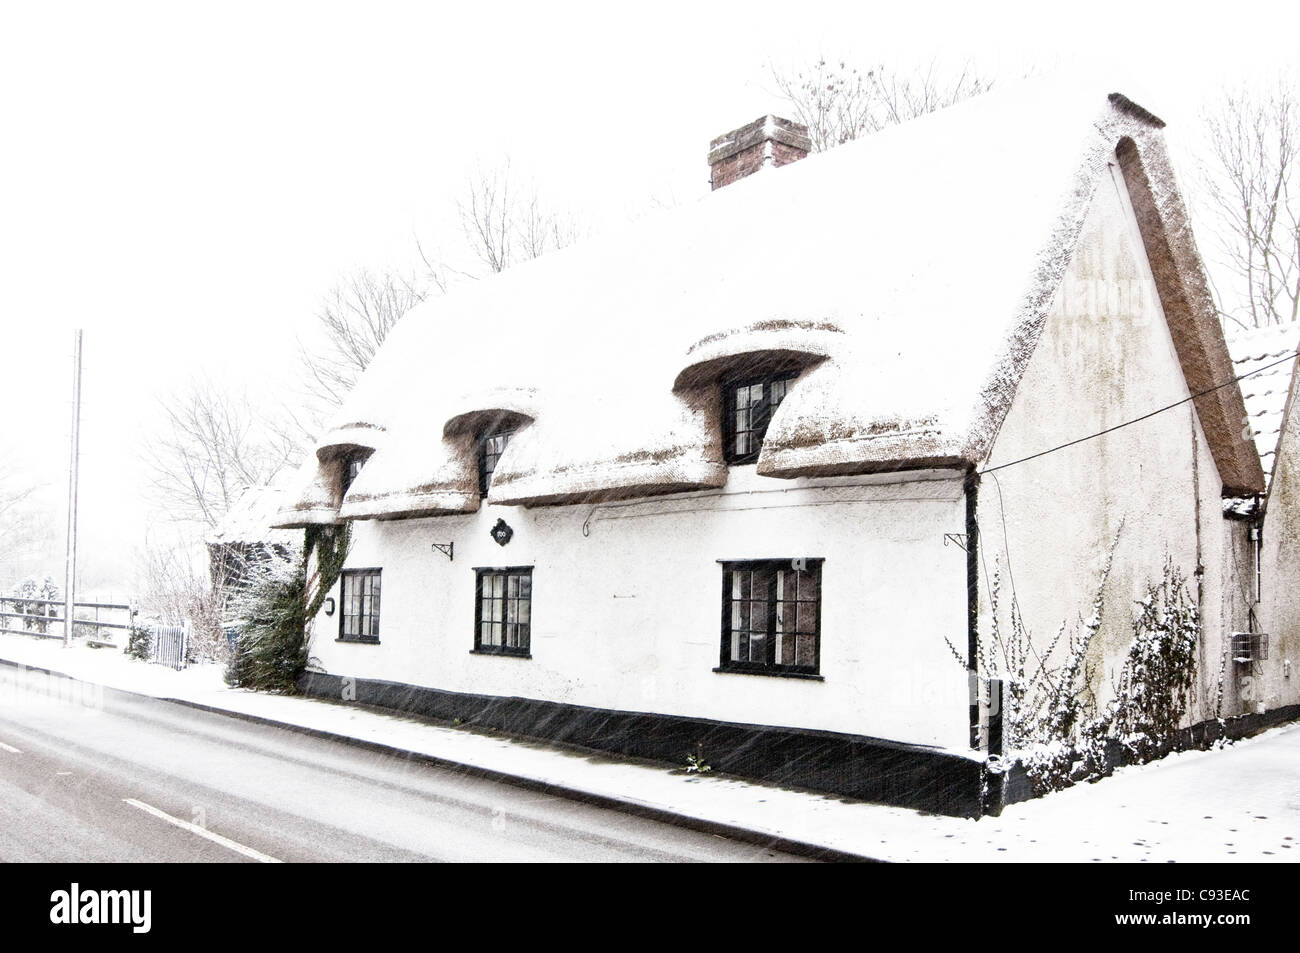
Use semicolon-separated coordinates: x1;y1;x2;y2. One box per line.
122;798;283;863
0;742;20;754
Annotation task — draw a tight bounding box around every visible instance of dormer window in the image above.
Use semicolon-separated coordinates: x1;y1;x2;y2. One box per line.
724;372;795;464
341;451;371;495
478;428;515;497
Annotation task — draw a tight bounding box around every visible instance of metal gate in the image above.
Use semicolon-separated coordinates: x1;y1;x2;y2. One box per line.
149;623;189;671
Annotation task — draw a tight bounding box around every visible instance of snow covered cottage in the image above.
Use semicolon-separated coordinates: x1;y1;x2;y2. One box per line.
274;84;1287;816
208;483;301;595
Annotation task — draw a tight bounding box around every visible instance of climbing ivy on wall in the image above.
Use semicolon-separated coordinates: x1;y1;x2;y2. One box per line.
222;523;352;694
305;522;352;619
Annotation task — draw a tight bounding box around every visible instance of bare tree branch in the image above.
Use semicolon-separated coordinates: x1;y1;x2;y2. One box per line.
297;268;428;408
457;160;582;275
769;57;995;152
142;380;301;529
300;160;584;421
1199;74;1300;329
0;465;51;584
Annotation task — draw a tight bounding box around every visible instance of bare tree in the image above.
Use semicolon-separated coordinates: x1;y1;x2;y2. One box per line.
1200;75;1300;330
298;162;583;417
0;465;49;585
770;58;995;152
0;464;38;528
299;268;428;407
143;380;300;529
136;531;226;660
458;161;582;275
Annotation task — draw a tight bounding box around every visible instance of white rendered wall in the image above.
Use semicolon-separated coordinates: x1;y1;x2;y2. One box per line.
307;466;972;751
1259;397;1300;710
981;159;1246;729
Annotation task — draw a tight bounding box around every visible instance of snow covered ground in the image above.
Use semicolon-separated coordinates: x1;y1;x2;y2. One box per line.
0;631;1295;862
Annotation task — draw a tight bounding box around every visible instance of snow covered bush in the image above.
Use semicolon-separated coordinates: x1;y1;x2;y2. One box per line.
125;624;153;661
222;551;307;693
10;575;60;634
951;525;1118;792
954;525;1202;795
1105;559;1199;762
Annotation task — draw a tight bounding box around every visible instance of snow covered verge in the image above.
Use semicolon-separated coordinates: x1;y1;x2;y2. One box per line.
0;630;1294;863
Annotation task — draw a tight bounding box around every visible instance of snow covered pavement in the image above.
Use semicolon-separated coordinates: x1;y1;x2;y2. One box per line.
0;632;1296;862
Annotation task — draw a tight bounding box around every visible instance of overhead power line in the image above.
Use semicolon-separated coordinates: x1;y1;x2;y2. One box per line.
980;349;1300;476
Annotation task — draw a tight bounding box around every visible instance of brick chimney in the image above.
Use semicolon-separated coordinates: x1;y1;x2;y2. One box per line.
708;115;811;190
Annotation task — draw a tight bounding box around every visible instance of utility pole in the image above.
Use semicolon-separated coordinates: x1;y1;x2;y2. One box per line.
63;329;82;648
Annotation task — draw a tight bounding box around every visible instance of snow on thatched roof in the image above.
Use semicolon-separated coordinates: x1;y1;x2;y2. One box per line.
274;82;1263;526
209;483;302;547
1223;323;1300;515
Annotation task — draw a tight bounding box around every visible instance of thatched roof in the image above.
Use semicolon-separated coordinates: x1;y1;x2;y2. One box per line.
274;82;1264;528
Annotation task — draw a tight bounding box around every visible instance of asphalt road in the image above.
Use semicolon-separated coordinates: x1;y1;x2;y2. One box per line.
0;666;807;863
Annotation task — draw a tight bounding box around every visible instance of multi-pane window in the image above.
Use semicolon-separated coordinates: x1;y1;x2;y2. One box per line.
724;374;794;464
478;430;514;496
339;569;381;642
719;559;821;676
475;567;531;656
341;452;370;495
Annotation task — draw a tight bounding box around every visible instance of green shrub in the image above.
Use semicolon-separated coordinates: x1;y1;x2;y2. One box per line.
125;625;153;661
223;554;308;694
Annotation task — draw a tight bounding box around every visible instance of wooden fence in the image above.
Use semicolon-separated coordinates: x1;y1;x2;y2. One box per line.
0;595;135;647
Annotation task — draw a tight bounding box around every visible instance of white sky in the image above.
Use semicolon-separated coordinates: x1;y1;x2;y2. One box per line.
2;0;1297;591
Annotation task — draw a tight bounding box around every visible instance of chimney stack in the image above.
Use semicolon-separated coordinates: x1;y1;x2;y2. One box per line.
708;115;811;190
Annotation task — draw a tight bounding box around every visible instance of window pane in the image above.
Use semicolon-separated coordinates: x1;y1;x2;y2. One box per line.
736;598;750;633
477;570;530;652
721;561;818;674
796;633;816;668
339;571;380;640
800;569;819;603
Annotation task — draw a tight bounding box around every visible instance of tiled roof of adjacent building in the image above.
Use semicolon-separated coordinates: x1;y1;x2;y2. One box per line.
1223;322;1300;516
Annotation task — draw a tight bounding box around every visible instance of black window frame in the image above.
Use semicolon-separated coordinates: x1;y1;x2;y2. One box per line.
473;566;533;658
477;427;516;497
338;567;382;644
722;371;797;465
341;450;372;496
716;558;823;679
